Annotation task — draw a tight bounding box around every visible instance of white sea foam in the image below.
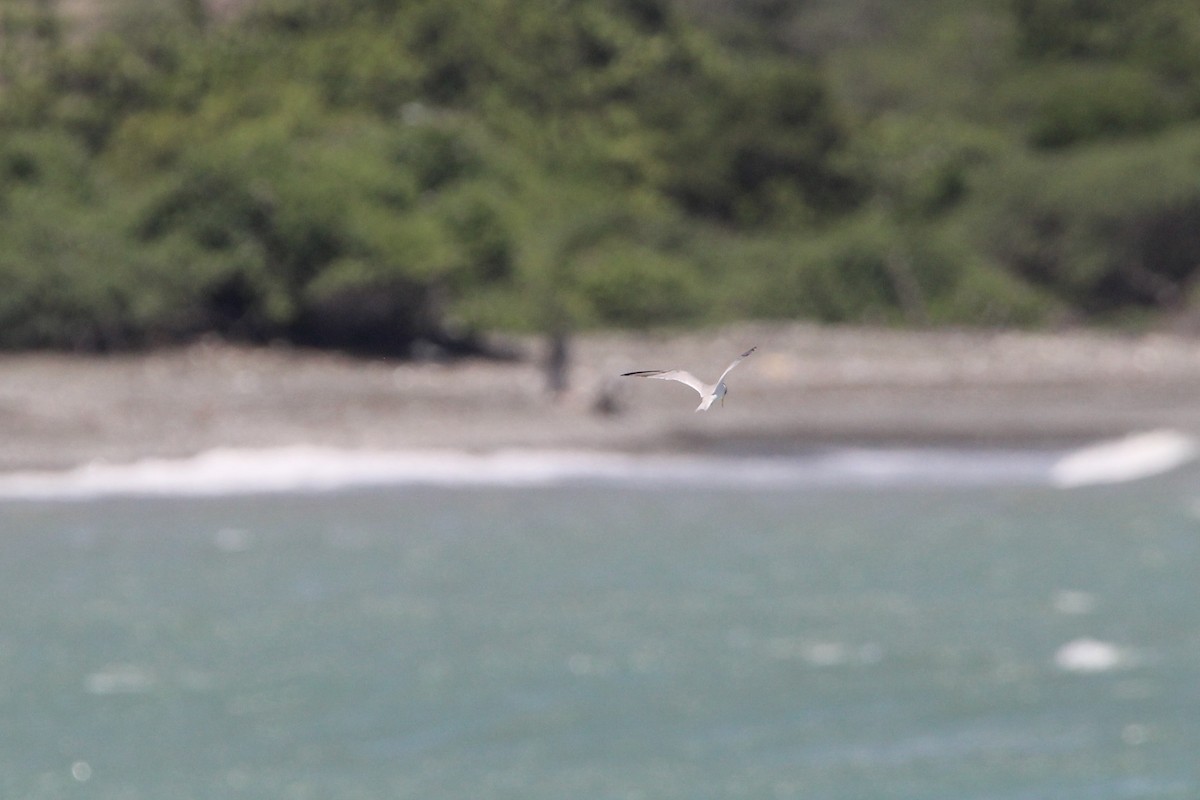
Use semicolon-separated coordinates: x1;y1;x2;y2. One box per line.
0;445;1069;500
1053;638;1128;674
0;447;618;499
0;432;1192;500
1050;429;1197;488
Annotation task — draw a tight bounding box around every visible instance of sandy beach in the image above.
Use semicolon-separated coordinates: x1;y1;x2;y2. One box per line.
3;322;1200;472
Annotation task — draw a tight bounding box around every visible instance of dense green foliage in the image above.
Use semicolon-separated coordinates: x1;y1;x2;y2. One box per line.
2;0;1200;352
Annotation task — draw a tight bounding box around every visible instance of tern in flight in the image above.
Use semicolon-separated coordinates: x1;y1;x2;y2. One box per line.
621;346;757;411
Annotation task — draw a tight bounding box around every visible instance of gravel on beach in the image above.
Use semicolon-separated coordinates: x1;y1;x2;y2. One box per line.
4;323;1200;472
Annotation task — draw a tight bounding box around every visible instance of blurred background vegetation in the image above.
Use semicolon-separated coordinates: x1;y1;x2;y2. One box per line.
2;0;1200;353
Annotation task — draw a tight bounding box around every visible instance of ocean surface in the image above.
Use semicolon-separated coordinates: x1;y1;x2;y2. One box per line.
1;440;1198;799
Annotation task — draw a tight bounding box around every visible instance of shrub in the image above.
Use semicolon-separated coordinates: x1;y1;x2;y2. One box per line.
1017;63;1182;148
0;129;91;195
0;187;163;349
571;244;705;327
846;112;1006;218
636;56;861;223
967;125;1200;314
1012;0;1200;126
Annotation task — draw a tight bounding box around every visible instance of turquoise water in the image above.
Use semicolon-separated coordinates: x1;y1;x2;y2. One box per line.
1;464;1199;799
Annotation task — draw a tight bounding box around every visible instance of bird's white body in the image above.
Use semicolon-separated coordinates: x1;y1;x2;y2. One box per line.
621;347;756;411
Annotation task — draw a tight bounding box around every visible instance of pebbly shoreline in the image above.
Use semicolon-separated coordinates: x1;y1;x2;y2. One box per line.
3;323;1200;472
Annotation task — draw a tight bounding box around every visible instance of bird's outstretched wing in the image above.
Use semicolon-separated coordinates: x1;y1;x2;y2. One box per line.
715;346;757;385
620;369;707;399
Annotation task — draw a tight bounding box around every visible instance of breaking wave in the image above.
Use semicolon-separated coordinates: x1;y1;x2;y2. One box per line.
0;429;1192;500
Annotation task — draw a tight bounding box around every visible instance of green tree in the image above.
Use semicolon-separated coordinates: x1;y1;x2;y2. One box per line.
1013;0;1200;146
